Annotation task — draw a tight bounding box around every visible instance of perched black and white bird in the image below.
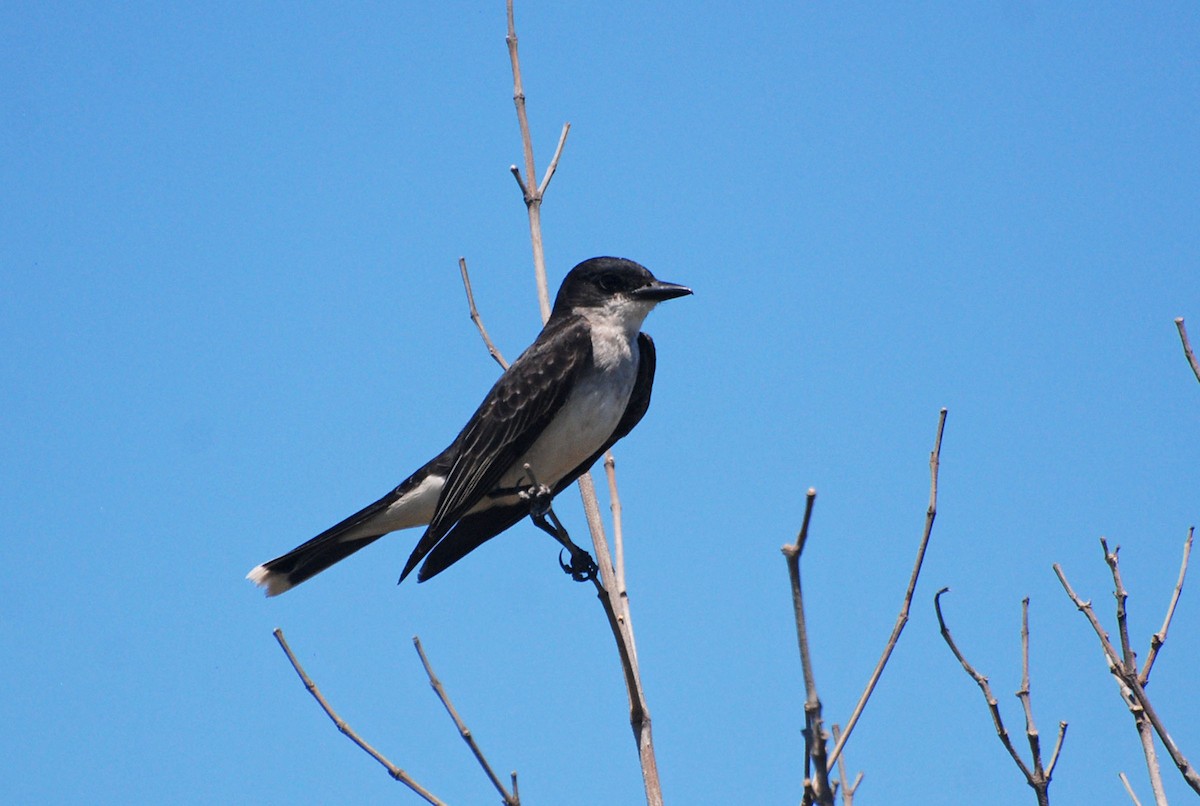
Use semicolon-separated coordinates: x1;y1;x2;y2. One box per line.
247;257;691;595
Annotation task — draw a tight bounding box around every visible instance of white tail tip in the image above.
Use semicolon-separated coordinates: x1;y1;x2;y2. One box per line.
246;564;294;597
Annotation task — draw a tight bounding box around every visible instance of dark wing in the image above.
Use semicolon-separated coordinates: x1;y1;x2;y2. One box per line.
398;315;594;581
414;502;528;582
413;332;658;583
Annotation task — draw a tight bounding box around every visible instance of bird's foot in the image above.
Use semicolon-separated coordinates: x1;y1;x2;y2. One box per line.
519;482;553;517
518;464;554;518
559;547;599;583
527;496;599;583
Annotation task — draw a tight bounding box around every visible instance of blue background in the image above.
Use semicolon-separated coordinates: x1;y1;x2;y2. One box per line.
3;3;1198;804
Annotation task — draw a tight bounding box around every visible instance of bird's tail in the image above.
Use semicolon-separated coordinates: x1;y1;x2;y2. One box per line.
247;530;387;597
246;485;411;596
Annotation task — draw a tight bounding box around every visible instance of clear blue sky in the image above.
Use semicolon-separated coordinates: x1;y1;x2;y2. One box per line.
3;3;1198;804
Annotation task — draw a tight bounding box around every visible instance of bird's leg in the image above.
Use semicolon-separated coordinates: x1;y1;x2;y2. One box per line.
519;465;597;582
531;506;599;583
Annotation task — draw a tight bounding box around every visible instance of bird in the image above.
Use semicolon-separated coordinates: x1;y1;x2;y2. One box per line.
246;256;692;596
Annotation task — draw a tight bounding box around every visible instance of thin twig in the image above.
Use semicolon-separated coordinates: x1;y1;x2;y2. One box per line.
1119;772;1144;806
1099;536;1173;801
537;123;571;197
505;0;536;198
934;592;1064;805
1046;722;1068;781
1140;526;1193;685
1017;598;1045;783
782;488;834;806
1054;560;1200;796
502;3;657;803
459;257;510;370
271;629;445;805
1053;561;1168;804
1101;540;1138;672
934;591;1037;785
413;636;518;806
603;452;627;596
538;493;660;805
827;407;947;768
506;0;569;322
829;724;862;806
1176;317;1200;384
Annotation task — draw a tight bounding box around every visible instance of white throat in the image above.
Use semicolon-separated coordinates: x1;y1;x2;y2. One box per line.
576;296;656;371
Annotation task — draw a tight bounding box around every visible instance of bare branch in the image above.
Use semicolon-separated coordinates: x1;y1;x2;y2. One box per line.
537;122;572;197
506;0;559;321
603;451;627;595
413;636;518;806
1101;539;1138;672
1046;722;1068;780
1017;598;1045;781
827;407;947;767
830;724;862;806
782;489;834;806
505;1;536;198
1175;317;1200;384
509;164;530;198
535;491;660;805
501;4;658;801
458;257;510;370
1053;561;1168;802
1140;526;1193;685
1119;772;1144;806
934;590;1037;785
271;629;445;805
1052;563;1125;669
1054;558;1200;796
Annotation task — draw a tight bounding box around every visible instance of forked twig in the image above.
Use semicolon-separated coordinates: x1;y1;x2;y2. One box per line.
827;407;947;768
413;636;519;806
830;724;862;806
1054;541;1200;797
501;3;658;803
505;0;570;322
1141;527;1193;685
1175;318;1200;384
933;592;1065;806
528;498;659;803
272;629;445;805
782;489;833;806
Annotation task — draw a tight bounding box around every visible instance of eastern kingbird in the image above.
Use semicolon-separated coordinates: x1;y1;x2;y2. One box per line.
247;257;691;596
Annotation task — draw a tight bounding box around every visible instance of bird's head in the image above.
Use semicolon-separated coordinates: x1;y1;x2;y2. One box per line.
551;257;692;327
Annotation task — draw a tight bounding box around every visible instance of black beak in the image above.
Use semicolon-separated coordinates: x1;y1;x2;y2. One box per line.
633;279;693;302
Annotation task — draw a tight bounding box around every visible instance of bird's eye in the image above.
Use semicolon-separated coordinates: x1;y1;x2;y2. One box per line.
598;274;622;293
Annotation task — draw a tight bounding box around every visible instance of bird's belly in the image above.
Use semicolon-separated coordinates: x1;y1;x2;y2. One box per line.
501;361;636;492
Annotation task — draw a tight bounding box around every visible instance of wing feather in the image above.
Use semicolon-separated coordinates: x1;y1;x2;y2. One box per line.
399;315;593;580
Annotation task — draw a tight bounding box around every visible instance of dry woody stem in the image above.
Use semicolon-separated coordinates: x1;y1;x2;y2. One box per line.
785;407;947;805
934;592;1065;806
459;257;510;371
827;407;947;768
272;629;446;805
1053;529;1198;799
413;636;519;806
783;489;833;806
1175;317;1200;385
502;3;660;802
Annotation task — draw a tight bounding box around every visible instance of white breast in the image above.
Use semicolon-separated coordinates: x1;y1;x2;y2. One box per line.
501;320;640;490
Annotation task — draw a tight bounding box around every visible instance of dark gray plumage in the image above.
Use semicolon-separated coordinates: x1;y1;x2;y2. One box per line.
247;257;690;595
